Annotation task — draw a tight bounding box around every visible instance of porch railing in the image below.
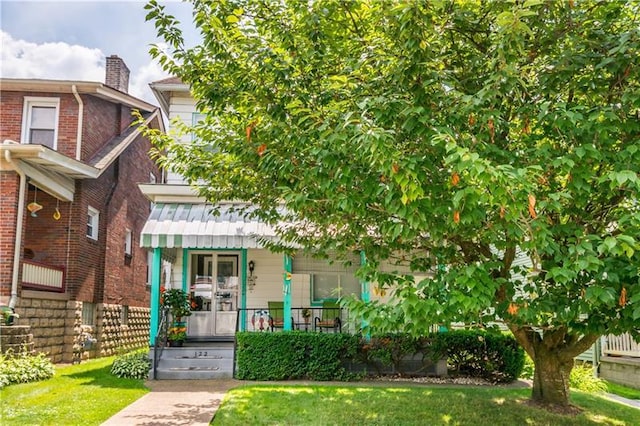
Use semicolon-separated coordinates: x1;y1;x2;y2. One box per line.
602;333;640;358
21;260;65;292
152;306;170;380
237;307;350;333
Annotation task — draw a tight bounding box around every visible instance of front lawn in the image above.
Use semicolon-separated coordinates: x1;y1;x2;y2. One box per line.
0;357;149;425
212;384;639;425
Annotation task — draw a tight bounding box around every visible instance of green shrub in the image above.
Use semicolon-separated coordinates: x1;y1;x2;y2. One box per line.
520;353;535;380
357;334;433;375
235;330;523;383
433;330;525;383
235;332;359;381
110;349;151;380
570;362;607;393
0;350;55;388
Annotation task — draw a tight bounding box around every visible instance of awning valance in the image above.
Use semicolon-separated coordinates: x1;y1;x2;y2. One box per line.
140;203;279;249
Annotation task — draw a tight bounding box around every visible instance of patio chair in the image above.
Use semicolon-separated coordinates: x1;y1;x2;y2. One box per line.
314;300;342;332
267;301;294;332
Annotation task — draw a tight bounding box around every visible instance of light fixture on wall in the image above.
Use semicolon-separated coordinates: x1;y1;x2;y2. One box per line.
247;260;257;291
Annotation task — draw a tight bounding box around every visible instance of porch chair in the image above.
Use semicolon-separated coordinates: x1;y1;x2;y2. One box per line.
267;301;294;332
314;300;342;333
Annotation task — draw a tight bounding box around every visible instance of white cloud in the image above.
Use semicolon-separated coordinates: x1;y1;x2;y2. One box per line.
0;31;104;81
129;58;170;104
0;30;168;105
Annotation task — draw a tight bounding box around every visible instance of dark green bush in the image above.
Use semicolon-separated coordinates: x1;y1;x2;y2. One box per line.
0;350;55;388
235;329;523;383
235;331;359;380
356;334;433;375
433;329;524;383
110;349;152;379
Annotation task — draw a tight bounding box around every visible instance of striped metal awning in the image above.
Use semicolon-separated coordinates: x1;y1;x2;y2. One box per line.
140;203;279;249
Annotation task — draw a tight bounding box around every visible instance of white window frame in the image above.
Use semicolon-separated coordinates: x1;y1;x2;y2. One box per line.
124;228;132;255
21;97;60;150
311;273;360;304
87;206;99;240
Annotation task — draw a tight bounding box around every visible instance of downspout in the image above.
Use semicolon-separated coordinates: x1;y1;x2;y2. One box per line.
72;85;83;160
4;150;26;309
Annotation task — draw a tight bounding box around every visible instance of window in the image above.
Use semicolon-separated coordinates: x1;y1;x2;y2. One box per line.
191;113;206;141
121;305;129;326
21;97;60;149
311;273;360;304
87;207;99;240
82;302;95;326
124;229;132;255
124;228;133;265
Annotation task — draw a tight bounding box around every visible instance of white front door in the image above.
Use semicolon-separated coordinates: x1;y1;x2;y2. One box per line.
187;252;239;337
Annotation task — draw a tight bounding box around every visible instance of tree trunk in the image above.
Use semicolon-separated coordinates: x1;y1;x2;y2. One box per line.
531;348;574;406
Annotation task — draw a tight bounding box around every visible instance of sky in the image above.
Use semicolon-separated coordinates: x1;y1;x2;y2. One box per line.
0;0;200;105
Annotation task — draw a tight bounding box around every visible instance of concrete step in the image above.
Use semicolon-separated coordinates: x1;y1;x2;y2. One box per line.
151;343;235;380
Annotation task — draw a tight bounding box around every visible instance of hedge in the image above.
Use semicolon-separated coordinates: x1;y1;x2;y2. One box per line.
235;329;524;383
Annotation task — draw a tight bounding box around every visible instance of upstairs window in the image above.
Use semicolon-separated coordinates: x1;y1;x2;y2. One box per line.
22;97;60;150
87;206;99;240
124;229;132;255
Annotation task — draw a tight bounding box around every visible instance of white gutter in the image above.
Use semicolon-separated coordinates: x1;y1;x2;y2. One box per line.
72;85;84;161
4;150;26;309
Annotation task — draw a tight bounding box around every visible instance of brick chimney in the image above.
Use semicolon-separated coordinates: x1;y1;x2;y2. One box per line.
105;55;130;93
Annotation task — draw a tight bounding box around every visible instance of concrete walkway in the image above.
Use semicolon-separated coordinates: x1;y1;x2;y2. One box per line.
101;378;638;425
101;379;240;426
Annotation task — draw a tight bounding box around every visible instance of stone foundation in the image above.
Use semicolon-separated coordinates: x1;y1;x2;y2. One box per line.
12;297;150;363
600;355;640;390
0;325;34;355
96;304;150;357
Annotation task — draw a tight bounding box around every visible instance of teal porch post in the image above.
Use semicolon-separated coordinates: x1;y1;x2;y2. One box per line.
360;251;370;303
360;251;370;338
283;254;292;330
240;249;248;331
149;247;162;345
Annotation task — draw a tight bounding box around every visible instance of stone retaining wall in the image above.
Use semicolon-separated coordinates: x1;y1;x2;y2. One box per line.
13;297;150;363
96;304;150;357
0;325;34;355
14;298;69;362
600;355;640;390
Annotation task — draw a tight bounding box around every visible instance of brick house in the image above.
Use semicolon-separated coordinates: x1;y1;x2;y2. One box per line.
0;56;165;363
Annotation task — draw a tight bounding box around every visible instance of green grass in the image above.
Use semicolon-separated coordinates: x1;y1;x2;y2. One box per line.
605;381;640;400
0;357;149;425
212;384;639;426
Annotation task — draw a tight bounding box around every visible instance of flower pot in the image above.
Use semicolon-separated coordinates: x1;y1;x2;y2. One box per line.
168;340;184;347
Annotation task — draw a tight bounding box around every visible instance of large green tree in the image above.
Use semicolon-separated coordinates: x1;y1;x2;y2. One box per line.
145;0;640;407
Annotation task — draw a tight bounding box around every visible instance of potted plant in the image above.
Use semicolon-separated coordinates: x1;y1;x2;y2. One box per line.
167;324;187;347
0;306;19;326
301;308;311;324
161;288;192;322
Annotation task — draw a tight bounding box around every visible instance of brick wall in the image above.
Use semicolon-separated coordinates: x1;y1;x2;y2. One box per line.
81;96;122;161
0;91;79;158
23;188;71;271
0;173;21;300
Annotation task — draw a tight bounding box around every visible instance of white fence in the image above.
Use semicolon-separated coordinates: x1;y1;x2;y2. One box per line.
602;333;640;358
